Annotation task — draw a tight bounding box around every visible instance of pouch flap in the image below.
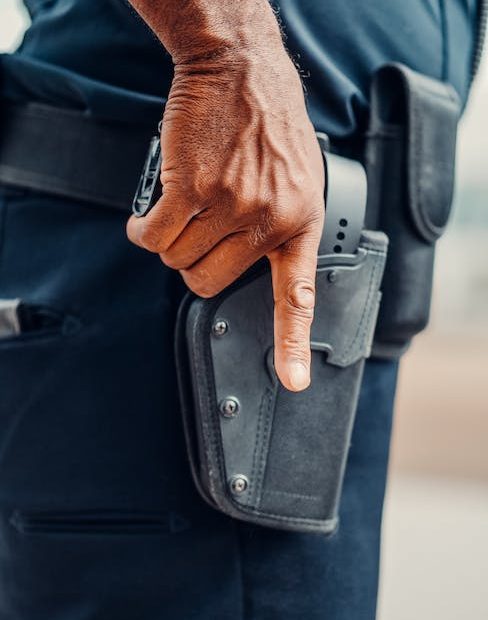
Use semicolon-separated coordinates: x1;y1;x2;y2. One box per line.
370;63;460;242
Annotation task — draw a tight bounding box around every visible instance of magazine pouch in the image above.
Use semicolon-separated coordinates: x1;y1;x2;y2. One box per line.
365;63;461;357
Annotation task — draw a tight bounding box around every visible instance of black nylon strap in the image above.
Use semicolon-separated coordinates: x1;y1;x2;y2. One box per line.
0;102;156;211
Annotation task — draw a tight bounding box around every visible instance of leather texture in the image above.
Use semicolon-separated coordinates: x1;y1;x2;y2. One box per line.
366;63;461;358
175;231;388;533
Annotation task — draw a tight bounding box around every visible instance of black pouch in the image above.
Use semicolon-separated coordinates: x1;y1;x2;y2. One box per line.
175;230;388;533
365;63;461;357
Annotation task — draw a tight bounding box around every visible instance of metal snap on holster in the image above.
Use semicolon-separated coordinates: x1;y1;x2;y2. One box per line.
174;145;388;534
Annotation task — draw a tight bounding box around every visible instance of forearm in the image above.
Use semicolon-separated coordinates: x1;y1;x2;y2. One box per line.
129;0;284;63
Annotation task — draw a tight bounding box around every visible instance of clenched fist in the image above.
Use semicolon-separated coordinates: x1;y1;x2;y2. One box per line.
128;0;325;391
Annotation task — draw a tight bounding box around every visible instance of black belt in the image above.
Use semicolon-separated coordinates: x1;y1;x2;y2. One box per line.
0;101;156;211
0;100;365;214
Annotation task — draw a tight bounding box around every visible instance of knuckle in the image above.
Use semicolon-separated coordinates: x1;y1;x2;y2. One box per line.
193;206;217;224
138;222;165;253
159;252;188;271
253;203;300;248
189;172;219;205
307;202;326;232
193;283;221;298
280;334;311;362
285;279;316;314
269;203;300;235
218;174;238;200
182;271;222;298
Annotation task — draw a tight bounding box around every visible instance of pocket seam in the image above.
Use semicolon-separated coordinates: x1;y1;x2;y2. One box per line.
10;510;190;535
0;311;82;347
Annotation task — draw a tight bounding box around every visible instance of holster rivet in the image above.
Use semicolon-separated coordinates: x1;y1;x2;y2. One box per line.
212;319;229;336
230;475;248;495
327;270;338;283
220;397;240;418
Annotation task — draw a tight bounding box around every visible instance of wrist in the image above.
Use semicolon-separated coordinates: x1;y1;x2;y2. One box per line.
170;13;284;66
130;0;284;64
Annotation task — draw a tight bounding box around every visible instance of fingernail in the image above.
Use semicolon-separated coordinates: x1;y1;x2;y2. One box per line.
288;362;310;391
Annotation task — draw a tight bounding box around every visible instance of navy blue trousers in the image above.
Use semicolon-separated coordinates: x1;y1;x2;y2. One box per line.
0;186;398;619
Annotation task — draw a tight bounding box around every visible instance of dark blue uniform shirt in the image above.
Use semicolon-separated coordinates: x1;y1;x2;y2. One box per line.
0;1;479;138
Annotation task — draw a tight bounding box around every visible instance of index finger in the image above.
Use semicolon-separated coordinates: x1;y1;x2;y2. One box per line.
267;223;322;392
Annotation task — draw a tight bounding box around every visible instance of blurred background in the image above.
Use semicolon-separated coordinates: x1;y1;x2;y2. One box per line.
1;2;487;619
378;30;488;620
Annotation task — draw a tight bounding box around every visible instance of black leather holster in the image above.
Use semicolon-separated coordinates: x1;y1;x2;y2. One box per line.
175;230;388;534
174;64;460;533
